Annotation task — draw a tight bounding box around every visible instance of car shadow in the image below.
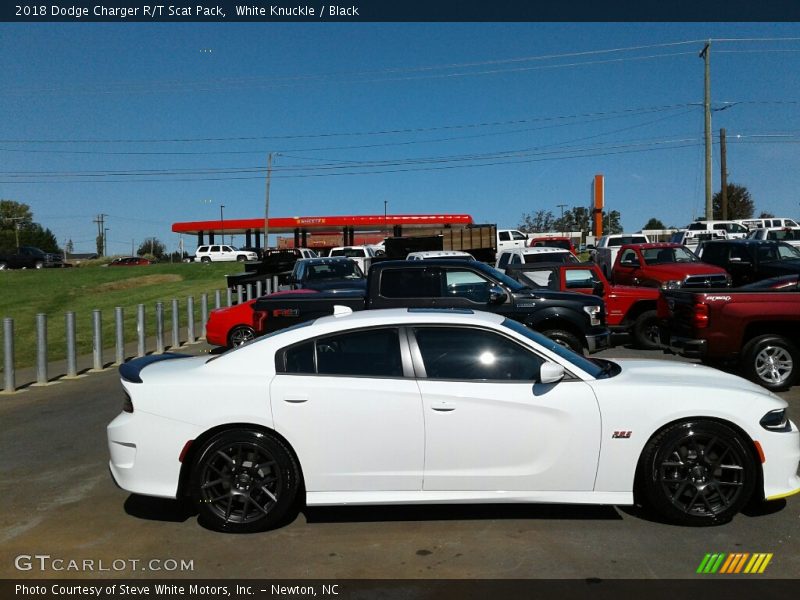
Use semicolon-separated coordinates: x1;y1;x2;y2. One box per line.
302;503;622;524
124;494;197;523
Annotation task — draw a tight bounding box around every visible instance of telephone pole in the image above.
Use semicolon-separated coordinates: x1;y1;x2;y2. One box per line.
264;153;278;250
720;128;728;220
700;41;713;220
93;214;107;256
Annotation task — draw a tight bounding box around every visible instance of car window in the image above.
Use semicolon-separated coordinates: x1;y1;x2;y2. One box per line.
210;246;220;252
379;268;440;298
511;254;521;264
316;328;402;377
414;327;544;381
283;341;315;374
499;232;510;241
730;245;752;262
777;244;800;259
564;268;597;288
497;253;511;269
619;249;639;265
511;231;527;241
688;223;705;231
517;269;555;288
443;269;492;302
197;246;208;253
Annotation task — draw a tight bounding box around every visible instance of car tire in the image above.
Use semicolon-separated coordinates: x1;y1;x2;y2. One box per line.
236;255;246;262
632;310;660;350
541;329;584;354
0;261;7;270
741;334;799;392
191;429;301;533
34;261;44;269
200;257;211;263
640;420;756;526
228;325;256;348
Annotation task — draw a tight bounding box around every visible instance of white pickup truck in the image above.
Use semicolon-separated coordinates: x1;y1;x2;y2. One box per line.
328;245;378;274
591;233;650;278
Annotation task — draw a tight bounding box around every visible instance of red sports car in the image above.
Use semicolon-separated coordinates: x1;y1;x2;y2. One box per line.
205;289;318;348
109;256;152;266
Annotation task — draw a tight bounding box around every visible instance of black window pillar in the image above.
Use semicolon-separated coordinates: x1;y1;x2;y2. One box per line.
197;231;204;246
245;229;252;247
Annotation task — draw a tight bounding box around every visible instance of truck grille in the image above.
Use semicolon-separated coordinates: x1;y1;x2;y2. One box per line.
682;274;729;288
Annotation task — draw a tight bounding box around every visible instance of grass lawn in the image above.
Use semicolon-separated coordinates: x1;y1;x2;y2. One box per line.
0;262;244;371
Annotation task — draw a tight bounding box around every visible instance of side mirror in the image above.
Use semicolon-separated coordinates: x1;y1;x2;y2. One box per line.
539;362;565;384
488;285;508;304
592;280;605;296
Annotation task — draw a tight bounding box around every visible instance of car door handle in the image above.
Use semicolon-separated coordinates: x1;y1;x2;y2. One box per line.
431;402;456;412
283;395;309;403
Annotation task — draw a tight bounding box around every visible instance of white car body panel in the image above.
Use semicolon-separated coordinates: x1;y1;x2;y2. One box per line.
107;308;800;511
270;374;424;491
419;379;600;491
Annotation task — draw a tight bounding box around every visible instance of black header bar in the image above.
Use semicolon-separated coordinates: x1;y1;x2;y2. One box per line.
3;1;800;23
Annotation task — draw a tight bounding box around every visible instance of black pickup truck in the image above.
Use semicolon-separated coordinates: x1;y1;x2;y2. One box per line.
696;239;800;287
253;259;610;354
0;246;64;270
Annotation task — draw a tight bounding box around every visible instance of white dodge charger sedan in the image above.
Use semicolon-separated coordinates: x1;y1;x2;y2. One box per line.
107;308;800;533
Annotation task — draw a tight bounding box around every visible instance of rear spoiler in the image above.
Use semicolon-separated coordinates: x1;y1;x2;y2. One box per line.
119;353;192;383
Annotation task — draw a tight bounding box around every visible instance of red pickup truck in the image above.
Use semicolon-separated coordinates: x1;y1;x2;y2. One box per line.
504;261;661;349
613;242;730;289
658;284;800;391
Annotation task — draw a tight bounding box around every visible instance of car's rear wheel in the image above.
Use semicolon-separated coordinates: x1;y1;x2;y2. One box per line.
228;325;256;347
191;429;300;533
632;310;660;350
200;256;211;263
640;420;755;525
541;329;584;354
742;334;798;392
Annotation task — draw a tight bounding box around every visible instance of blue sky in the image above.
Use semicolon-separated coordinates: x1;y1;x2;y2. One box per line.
1;22;799;253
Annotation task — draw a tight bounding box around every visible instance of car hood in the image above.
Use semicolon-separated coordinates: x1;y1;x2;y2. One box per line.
645;263;728;277
605;359;775;398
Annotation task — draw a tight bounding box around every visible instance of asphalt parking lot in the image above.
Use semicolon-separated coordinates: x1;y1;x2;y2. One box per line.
0;341;798;580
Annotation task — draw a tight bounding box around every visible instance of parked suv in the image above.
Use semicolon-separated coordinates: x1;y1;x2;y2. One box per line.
685;220;749;239
195;245;258;263
0;246;63;269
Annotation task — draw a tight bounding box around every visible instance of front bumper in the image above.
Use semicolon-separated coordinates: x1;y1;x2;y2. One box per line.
760;423;800;502
586;329;611;354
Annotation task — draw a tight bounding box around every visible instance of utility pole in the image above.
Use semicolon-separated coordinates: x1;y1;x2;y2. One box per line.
93;214;107;256
264;153;277;250
700;41;713;220
103;227;109;256
219;204;225;245
720;128;728;220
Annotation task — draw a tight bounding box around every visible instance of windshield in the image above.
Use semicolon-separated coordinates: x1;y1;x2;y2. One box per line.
471;262;528;292
642;246;698;265
500;318;608;379
331;248;367;258
307;261;364;280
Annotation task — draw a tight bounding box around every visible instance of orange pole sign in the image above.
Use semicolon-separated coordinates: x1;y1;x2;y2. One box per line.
593;174;604;237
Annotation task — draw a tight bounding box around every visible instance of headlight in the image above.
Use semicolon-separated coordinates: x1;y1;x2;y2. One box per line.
760;408;790;432
660;280;682;290
583;305;602;326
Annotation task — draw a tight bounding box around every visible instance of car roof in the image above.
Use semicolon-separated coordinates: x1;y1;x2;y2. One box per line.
298;256;354;264
506;261;594;270
407;250;474;258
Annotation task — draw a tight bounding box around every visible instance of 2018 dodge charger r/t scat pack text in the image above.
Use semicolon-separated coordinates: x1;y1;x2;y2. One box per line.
108;308;800;532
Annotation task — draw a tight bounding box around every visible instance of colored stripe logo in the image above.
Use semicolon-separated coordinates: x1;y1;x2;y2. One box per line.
697;553;773;574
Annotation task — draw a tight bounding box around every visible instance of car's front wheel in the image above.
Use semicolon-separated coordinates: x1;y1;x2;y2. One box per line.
34;260;44;269
540;328;584;354
191;429;301;533
640;420;756;525
228;325;256;347
742;334;798;392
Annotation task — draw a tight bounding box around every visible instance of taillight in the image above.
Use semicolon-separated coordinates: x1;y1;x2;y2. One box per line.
692;303;709;329
253;310;268;332
122;393;133;413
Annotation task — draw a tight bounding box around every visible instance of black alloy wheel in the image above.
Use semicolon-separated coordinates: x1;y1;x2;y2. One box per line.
192;430;300;533
641;420;755;525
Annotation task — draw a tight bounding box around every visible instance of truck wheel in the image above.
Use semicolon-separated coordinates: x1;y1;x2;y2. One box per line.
742;335;799;392
201;257;211;263
236;255;246;262
541;329;584;354
632;310;660;350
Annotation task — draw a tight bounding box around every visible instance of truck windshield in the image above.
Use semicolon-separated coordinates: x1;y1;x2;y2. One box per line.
470;262;528;292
